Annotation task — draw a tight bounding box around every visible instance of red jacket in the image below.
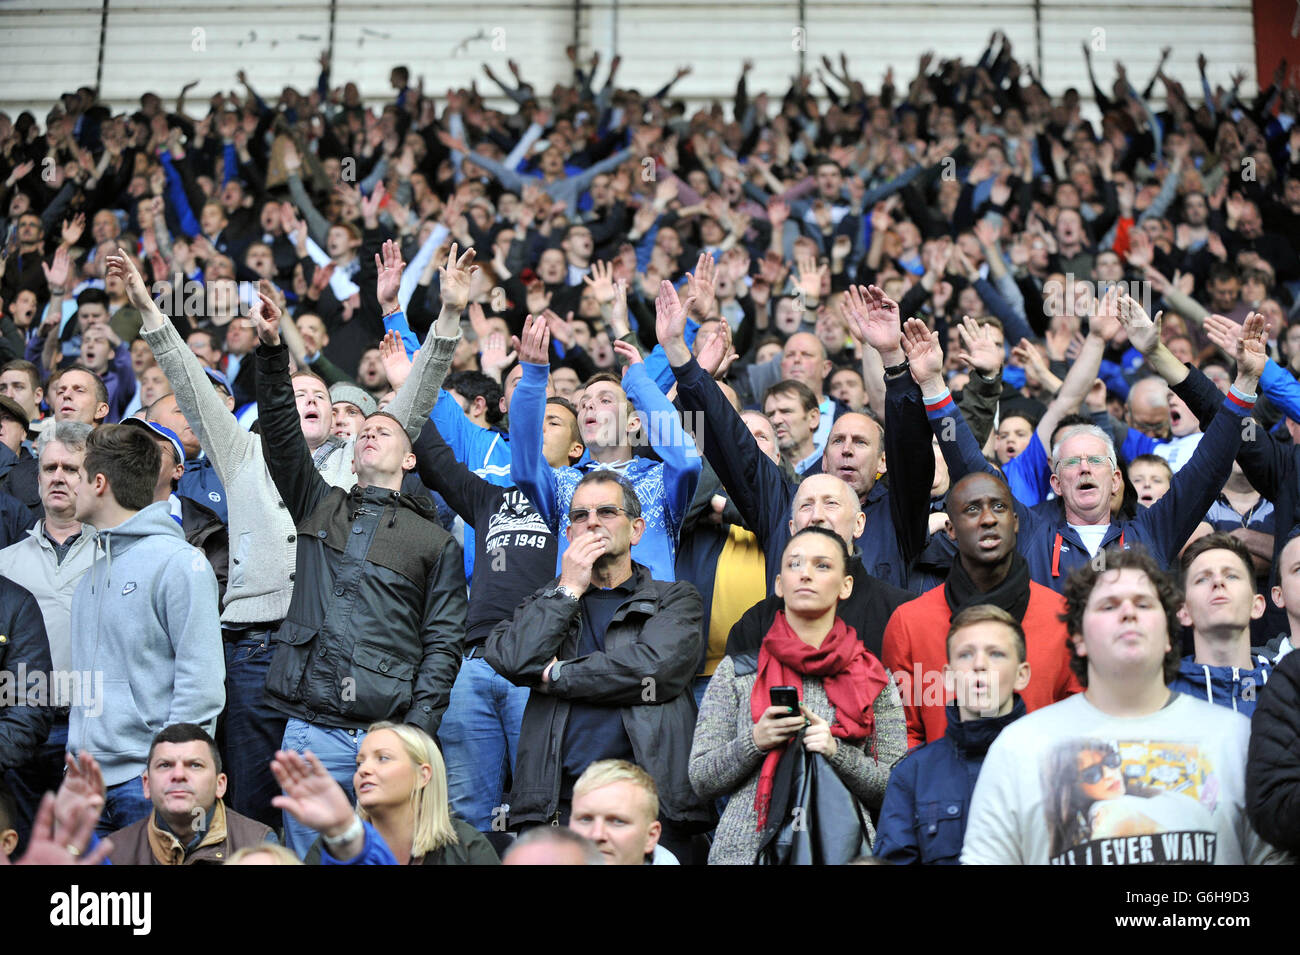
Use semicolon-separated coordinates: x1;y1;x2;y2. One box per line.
882;580;1081;749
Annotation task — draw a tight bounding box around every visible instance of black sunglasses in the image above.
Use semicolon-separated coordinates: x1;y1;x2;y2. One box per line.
1079;751;1122;784
568;504;627;524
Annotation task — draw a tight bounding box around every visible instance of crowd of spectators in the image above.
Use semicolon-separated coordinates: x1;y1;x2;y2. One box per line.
0;31;1299;866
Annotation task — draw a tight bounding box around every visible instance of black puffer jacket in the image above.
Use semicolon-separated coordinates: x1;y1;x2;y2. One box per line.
257;344;467;739
485;563;709;828
0;574;52;773
1246;649;1300;853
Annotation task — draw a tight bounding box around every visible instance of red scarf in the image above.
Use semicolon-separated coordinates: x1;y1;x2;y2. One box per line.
750;611;889;830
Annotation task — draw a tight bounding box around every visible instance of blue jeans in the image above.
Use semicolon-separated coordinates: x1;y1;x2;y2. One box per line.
439;654;529;831
280;719;365;859
98;778;154;837
221;632;287;831
4;719;68;851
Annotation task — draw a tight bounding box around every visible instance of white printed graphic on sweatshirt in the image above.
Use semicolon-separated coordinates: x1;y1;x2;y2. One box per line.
1042;739;1219;865
484;489;551;551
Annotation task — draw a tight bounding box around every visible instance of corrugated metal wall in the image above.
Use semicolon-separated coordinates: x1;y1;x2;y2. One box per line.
0;0;1258;117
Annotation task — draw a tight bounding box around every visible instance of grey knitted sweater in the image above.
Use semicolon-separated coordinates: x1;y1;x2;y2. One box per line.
142;319;456;625
689;655;907;865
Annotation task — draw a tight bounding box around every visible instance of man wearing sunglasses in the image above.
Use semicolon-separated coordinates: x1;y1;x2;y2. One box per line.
486;469;710;863
962;548;1290;865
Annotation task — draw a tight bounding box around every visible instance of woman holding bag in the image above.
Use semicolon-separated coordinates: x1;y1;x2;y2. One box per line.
689;526;907;864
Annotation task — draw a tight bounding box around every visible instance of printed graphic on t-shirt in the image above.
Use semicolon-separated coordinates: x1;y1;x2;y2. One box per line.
1041;739;1219;865
484;489;551;553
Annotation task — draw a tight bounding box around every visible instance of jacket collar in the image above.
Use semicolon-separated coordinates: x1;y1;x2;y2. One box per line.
944;696;1026;760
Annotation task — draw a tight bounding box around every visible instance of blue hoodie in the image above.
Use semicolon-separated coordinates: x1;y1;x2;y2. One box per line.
67;502;225;788
1170;654;1273;717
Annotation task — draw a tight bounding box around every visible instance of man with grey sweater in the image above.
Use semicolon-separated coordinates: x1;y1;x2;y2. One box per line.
67;423;225;836
108;244;452;830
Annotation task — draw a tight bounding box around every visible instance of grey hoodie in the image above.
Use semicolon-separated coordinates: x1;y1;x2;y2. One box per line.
68;501;225;788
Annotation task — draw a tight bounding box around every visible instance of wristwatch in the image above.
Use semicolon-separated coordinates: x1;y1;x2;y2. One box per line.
322;813;363;849
545;584;581;602
883;358;910;377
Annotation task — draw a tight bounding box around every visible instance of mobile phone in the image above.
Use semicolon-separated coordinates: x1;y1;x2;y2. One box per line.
769;685;800;715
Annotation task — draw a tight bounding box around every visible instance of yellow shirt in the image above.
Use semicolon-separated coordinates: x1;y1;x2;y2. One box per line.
702;524;767;677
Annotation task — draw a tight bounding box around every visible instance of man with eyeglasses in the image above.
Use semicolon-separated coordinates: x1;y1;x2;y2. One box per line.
486;469;710;863
962;548;1290;865
906;296;1267;593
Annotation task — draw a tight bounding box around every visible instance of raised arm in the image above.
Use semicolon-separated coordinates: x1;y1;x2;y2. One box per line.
373;240;463;442
843;283;934;566
508;314;562;531
250;286;332;522
108;248;254;482
615;343;701;530
660;280;792;558
1034;291;1118;451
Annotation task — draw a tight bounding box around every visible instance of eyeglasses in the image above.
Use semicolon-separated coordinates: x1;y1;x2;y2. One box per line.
1058;455;1109;471
1079;751;1122;784
568;504;627;524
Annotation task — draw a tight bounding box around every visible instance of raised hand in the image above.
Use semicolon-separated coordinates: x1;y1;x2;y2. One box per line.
374;239;406;311
308;262;335;301
3;792;111;867
795;254;828;303
609;277;630;337
361;180;386;228
270;750;356;837
105;247;154;311
583;259;616;304
954;314;1004;376
654;280;696;353
696;320;736;379
54;752;106;843
515;312;551;366
1088;286;1122;342
685;252;717;320
378;329;414;389
437;241;477;314
612;338;643;371
902;317;944;388
767;196;789;228
1235;312;1268;385
1012;337;1056;384
1202;312;1245;359
841;284;902;358
1117;293;1162;355
60;212;86;248
479;332;517;381
250;281;283;346
42;246;72;291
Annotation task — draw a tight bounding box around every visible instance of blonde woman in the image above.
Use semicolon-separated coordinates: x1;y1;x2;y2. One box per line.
272;722;499;865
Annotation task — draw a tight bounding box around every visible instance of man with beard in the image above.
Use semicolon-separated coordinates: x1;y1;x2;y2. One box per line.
883;472;1081;749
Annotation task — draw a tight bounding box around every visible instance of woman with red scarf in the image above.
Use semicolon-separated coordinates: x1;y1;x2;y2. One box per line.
689;526;907;864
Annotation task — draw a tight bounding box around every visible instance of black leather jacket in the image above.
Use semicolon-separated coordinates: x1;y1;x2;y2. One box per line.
256;343;466;738
485;563;710;827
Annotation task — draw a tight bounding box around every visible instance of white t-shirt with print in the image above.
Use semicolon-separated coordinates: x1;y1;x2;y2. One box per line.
961;692;1291;865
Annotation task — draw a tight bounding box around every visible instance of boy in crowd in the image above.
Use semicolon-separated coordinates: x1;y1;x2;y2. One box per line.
874;605;1029;864
1171;533;1273;716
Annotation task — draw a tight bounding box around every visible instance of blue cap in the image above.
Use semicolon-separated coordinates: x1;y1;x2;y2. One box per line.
203;367;231;393
121;417;186;466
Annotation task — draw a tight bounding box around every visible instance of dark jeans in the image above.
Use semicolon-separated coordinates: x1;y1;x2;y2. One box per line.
98;779;154;837
4;718;67;851
221;631;287;831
